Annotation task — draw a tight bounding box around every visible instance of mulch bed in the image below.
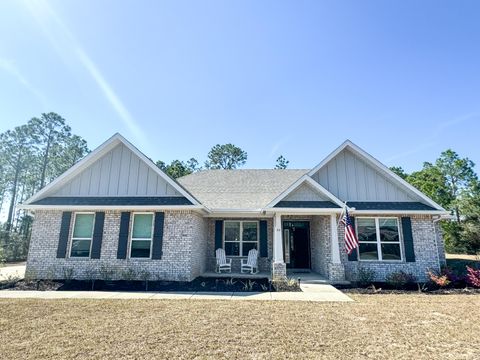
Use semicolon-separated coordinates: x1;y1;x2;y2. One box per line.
6;276;285;292
338;283;480;295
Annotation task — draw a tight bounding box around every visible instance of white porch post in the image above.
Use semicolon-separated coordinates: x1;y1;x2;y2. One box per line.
272;213;286;279
273;213;284;263
330;214;341;264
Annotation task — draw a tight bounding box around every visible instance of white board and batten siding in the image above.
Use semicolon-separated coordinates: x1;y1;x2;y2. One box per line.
310;148;421;202
283;182;330;202
52;143;183;197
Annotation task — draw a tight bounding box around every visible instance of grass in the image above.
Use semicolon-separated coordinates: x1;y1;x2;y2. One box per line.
1;295;479;359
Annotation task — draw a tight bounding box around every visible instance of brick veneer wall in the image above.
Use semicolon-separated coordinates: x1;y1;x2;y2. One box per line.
206;218;273;273
26;210;208;282
310;216;330;277
342;214;443;282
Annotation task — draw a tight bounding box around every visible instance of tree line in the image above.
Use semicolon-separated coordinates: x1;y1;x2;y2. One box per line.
0;113;289;263
3;112;476;262
156;145;289;178
390;150;480;254
0;113;89;262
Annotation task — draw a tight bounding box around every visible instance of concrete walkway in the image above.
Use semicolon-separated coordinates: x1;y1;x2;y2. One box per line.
0;284;352;302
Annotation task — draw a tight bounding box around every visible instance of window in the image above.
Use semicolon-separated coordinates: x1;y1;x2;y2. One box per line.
70;213;95;257
130;213;154;258
224;221;258;256
356;217;402;261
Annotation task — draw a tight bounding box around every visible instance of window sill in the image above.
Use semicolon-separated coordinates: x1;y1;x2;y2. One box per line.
357;260;404;263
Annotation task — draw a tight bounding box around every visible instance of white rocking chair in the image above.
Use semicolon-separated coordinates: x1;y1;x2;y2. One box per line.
215;248;232;273
241;249;258;274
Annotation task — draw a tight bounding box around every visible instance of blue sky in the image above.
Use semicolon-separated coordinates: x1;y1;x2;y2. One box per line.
0;0;479;173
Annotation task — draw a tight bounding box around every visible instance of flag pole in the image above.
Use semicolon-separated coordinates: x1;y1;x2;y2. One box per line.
337;201;348;228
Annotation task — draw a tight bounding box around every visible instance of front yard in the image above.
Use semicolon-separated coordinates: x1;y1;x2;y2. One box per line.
1;295;479;359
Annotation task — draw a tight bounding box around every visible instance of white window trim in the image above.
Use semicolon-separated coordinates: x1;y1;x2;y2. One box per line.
223;220;260;257
356;217;404;262
69;212;95;258
129;212;155;259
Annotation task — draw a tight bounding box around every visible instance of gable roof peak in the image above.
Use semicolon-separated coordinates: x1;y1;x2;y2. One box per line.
23;132;201;206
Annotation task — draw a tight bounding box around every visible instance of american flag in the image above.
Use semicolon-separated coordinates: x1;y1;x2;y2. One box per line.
342;208;359;254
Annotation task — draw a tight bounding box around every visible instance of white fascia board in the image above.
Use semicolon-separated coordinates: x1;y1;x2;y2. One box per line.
265;175;345;208
23;133;203;207
18;204;206;212
307;140;445;211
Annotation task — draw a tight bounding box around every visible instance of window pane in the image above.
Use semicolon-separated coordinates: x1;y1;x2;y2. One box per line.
359;243;379;260
131;240;151;258
73;214;94;238
224;222;240;242
224;242;239;256
242;222;258;242
242;242;257;256
357;218;376;242
132;214;153;239
381;244;402;260
379;218;399;242
71;239;91;257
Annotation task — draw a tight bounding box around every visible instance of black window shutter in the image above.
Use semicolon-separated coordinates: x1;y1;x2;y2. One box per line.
151;212;165;259
57;212;72;258
259;220;268;257
214;220;223;254
402;217;415;262
347;216;358;261
90;212;105;259
117;212;131;259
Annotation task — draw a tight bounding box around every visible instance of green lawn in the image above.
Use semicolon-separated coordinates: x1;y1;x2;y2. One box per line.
1;295;479;359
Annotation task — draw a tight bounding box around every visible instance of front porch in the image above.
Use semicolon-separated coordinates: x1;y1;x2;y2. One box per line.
270;213;346;282
204;212;346;283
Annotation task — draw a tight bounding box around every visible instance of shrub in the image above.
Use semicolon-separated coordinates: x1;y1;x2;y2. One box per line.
427;269;451;288
122;267;137;281
357;267;375;287
385;271;417;289
466;266;480;288
271;277;300;292
0;247;5;266
99;264;115;281
62;266;75;282
139;269;151;291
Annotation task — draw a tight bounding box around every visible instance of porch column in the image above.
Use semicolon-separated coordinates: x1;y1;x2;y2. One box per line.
272;213;286;279
330;214;341;264
273;213;284;263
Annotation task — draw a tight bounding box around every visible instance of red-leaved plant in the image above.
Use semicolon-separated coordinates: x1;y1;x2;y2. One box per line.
466;266;480;288
427;269;451;287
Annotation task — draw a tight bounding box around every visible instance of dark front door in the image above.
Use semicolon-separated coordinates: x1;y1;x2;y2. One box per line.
283;221;311;269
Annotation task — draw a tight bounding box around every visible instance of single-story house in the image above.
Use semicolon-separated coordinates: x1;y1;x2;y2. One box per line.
21;133;449;283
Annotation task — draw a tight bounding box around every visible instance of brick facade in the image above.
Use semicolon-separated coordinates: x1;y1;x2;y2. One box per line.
205;218;273;273
342;214;442;282
26;210;208;282
26;210;444;283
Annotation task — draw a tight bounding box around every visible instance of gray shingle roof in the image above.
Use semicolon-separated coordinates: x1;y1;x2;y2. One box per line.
178;169;308;209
